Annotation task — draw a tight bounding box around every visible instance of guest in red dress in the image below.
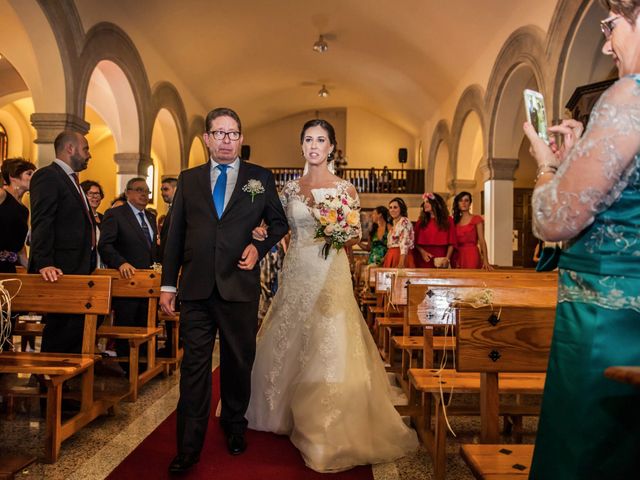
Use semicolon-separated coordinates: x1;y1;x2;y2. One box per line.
452;191;492;270
382;197;415;268
413;192;455;268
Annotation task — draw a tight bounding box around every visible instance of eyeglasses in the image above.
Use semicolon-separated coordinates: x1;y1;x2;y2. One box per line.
86;191;103;197
600;15;621;39
207;130;241;141
128;187;150;194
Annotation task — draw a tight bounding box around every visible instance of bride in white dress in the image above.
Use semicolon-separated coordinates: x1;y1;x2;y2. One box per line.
246;119;418;473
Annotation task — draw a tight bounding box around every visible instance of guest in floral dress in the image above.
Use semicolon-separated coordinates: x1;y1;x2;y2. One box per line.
413;192;455;268
359;206;391;265
382;197;414;268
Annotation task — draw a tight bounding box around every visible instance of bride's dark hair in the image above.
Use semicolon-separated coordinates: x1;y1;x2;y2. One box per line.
300;119;337;161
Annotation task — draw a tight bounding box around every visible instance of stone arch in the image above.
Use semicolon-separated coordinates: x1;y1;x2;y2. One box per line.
550;0;612;118
187;116;207;169
485;25;547;163
450;85;486;181
426;120;452;193
0;1;66;113
76;22;152;157
150;81;189;172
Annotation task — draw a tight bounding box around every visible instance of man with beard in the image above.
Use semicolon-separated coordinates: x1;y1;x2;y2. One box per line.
29;130;96;353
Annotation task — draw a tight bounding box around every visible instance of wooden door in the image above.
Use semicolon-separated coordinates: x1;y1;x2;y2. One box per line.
513;188;537;268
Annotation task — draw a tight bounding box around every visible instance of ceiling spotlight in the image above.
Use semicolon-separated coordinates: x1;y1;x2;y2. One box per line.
313;35;329;53
318;84;330;98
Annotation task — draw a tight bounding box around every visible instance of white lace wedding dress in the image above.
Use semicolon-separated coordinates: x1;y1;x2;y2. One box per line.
246;179;418;473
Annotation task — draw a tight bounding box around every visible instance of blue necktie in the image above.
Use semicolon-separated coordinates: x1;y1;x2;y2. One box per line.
213;164;229;218
138;211;152;245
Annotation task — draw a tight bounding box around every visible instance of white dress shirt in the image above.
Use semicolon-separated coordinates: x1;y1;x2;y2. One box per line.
210;157;240;213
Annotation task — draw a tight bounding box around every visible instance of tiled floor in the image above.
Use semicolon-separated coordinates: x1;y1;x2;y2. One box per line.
1;345;537;480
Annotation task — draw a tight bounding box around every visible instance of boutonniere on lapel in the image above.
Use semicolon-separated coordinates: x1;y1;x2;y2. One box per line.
242;179;265;202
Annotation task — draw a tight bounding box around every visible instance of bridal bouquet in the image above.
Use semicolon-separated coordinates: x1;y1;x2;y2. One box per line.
311;191;361;259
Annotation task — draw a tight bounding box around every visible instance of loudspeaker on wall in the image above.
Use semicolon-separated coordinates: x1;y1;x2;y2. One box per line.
398;147;408;164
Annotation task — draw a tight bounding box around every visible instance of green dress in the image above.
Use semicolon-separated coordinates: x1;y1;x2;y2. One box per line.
530;75;640;479
368;228;388;265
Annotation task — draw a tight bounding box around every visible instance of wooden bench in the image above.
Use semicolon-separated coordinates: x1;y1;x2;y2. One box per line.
407;284;556;480
455;291;557;480
157;310;182;374
390;271;557;383
93;269;163;402
0;273;114;464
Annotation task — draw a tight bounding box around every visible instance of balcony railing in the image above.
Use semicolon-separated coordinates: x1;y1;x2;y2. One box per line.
271;167;425;194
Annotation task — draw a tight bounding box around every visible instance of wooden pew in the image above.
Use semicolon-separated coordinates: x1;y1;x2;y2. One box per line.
93;269;163;402
0;273;114;463
157;310;182;375
457;298;556;479
389;271;557;381
406;284;556;480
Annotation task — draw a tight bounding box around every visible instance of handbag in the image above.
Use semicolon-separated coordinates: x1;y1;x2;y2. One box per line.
535;246;561;272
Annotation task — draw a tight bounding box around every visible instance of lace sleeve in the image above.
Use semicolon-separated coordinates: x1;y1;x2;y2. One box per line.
532;75;640;241
279;180;296;209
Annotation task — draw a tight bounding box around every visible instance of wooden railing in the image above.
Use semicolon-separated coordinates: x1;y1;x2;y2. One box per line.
271;167;425;194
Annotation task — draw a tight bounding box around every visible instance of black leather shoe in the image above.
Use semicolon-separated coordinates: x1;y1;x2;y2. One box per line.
226;433;247;455
168;453;200;474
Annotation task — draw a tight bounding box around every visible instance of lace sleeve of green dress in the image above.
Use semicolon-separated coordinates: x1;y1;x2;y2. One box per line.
532;75;640;241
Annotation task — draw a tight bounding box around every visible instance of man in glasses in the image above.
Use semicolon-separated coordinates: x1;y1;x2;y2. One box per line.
160;107;288;473
99;177;158;365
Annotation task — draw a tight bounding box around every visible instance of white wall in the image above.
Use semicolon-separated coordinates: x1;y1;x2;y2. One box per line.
346;106;415;169
243;109;346;168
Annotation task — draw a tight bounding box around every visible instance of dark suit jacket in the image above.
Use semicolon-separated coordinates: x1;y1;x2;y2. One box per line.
28;162;94;274
157;205;172;263
98;204;157;269
162;160;288;302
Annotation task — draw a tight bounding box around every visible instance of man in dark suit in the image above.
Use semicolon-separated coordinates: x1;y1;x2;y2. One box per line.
29;130;96;354
157;176;177;358
157;176;177;264
99;177;157;360
160;108;288;474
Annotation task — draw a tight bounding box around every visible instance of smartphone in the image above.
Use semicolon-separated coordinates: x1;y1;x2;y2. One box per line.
523;89;550;144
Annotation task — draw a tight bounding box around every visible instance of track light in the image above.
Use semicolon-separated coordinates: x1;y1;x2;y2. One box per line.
313;35;329;53
318;84;330;98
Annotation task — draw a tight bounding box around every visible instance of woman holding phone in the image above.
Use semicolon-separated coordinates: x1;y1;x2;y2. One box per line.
523;1;640;477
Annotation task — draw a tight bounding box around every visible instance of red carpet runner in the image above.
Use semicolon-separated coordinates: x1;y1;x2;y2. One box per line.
107;369;374;479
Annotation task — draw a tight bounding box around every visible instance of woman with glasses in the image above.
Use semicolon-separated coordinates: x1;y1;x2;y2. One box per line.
0;158;36;273
80;180;105;226
524;1;640;477
413;192;455;268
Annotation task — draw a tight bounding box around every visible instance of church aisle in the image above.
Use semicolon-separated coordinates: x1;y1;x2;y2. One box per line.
2;342;492;479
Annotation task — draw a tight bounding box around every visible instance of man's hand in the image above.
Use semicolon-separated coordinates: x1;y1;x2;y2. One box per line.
159;291;176;316
118;262;136;279
39;266;63;282
238;244;259;270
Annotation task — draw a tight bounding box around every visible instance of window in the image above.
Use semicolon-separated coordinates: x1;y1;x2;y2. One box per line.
146;162;155;202
0;123;7;162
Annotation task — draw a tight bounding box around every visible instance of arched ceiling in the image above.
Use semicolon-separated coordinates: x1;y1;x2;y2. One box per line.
67;1;555;132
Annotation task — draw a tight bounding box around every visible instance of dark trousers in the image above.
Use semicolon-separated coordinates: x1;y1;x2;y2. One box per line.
112;298;150;359
41;314;84;354
177;286;258;456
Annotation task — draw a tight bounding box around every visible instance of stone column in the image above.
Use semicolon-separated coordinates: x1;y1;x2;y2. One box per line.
480;158;519;267
114;153;148;195
30;113;90;167
449;179;476;193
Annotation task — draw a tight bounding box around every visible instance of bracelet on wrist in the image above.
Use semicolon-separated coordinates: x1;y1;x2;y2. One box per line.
535;164;558;181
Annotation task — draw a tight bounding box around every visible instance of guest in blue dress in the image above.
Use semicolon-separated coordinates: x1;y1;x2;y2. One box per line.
523;3;640;477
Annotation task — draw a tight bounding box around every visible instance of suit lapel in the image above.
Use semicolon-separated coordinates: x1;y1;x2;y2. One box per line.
222;160;248;218
198;162;218;218
52;163;90;216
124;205;151;245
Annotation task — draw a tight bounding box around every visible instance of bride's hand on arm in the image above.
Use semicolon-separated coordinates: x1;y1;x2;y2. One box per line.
252;221;268;241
